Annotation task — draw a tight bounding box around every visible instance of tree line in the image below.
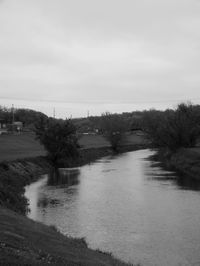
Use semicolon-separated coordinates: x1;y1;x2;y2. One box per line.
0;106;48;129
2;103;200;167
142;103;200;151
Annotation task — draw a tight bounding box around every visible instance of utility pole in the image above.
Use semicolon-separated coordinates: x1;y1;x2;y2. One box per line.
11;104;15;133
53;108;56;119
12;104;15;124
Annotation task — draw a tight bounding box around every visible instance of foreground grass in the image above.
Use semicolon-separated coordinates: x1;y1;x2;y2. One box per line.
0;207;134;266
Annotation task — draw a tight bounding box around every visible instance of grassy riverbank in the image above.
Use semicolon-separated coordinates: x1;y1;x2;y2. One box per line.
0;134;147;214
0;132;145;161
153;147;200;181
0;207;134;266
0;132;145;265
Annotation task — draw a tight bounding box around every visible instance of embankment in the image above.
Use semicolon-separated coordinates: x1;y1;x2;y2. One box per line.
0;144;147;265
0;156;51;214
0;206;132;266
153;147;200;181
0;143;148;213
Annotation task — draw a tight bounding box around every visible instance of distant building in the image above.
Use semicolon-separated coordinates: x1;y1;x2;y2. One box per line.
6;121;23;133
13;121;23;132
0;119;8;134
0;119;7;129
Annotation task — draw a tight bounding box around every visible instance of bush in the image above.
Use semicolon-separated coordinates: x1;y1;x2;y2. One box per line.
35;118;79;167
0;168;29;215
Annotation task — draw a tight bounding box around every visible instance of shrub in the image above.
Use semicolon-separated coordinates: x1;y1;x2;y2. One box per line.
0;168;29;215
35;118;79;167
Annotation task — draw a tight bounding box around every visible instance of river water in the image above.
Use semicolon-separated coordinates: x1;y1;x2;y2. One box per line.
25;149;200;266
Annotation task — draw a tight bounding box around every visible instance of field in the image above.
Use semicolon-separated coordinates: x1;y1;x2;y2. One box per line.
0;132;46;162
0;132;145;162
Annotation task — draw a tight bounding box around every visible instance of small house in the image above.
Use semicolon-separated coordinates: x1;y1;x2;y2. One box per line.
0;119;7;129
13;121;23;132
0;119;8;134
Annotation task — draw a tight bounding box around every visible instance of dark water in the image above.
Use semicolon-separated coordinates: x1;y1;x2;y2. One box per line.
25;149;200;266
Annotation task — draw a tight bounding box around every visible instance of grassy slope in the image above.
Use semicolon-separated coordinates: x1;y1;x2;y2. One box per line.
0;132;144;265
0;207;133;266
0;132;46;161
0;132;145;162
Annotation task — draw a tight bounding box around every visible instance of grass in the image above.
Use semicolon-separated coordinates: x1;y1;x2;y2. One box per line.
0;131;146;265
154;147;200;181
0;132;146;162
79;132;145;148
0;206;135;266
0;132;46;161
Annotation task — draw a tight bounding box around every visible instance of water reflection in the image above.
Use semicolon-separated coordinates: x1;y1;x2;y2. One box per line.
48;168;80;186
37;197;61;208
146;158;200;191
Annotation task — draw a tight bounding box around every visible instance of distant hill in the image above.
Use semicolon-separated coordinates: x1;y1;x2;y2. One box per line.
0;106;48;129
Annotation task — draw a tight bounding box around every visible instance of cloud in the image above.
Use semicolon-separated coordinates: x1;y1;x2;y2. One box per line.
0;0;200;117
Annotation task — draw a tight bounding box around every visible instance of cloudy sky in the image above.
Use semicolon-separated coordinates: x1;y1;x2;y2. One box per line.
0;0;200;118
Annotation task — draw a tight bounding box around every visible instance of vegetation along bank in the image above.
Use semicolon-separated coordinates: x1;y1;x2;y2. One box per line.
0;129;145;265
143;103;200;181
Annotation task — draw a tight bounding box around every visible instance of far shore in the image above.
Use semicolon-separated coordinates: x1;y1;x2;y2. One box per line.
0;131;146;162
151;147;200;181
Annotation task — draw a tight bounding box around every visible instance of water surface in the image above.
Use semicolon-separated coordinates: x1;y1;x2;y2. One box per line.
25;149;200;266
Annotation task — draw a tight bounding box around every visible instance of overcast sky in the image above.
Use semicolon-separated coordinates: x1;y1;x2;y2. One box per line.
0;0;200;118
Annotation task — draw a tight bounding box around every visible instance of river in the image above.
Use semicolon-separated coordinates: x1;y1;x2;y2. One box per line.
25;149;200;266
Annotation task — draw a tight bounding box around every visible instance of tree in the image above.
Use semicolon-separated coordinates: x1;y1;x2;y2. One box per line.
35;118;79;167
15;108;48;128
142;103;200;151
100;112;128;151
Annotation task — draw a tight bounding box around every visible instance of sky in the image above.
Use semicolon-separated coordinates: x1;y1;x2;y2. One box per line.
0;0;200;118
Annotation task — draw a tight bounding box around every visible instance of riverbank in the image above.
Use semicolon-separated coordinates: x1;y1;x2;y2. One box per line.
0;206;134;266
0;131;145;161
0;143;148;213
0;136;146;265
152;147;200;181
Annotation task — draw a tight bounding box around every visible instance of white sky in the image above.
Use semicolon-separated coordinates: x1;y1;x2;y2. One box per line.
0;0;200;118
